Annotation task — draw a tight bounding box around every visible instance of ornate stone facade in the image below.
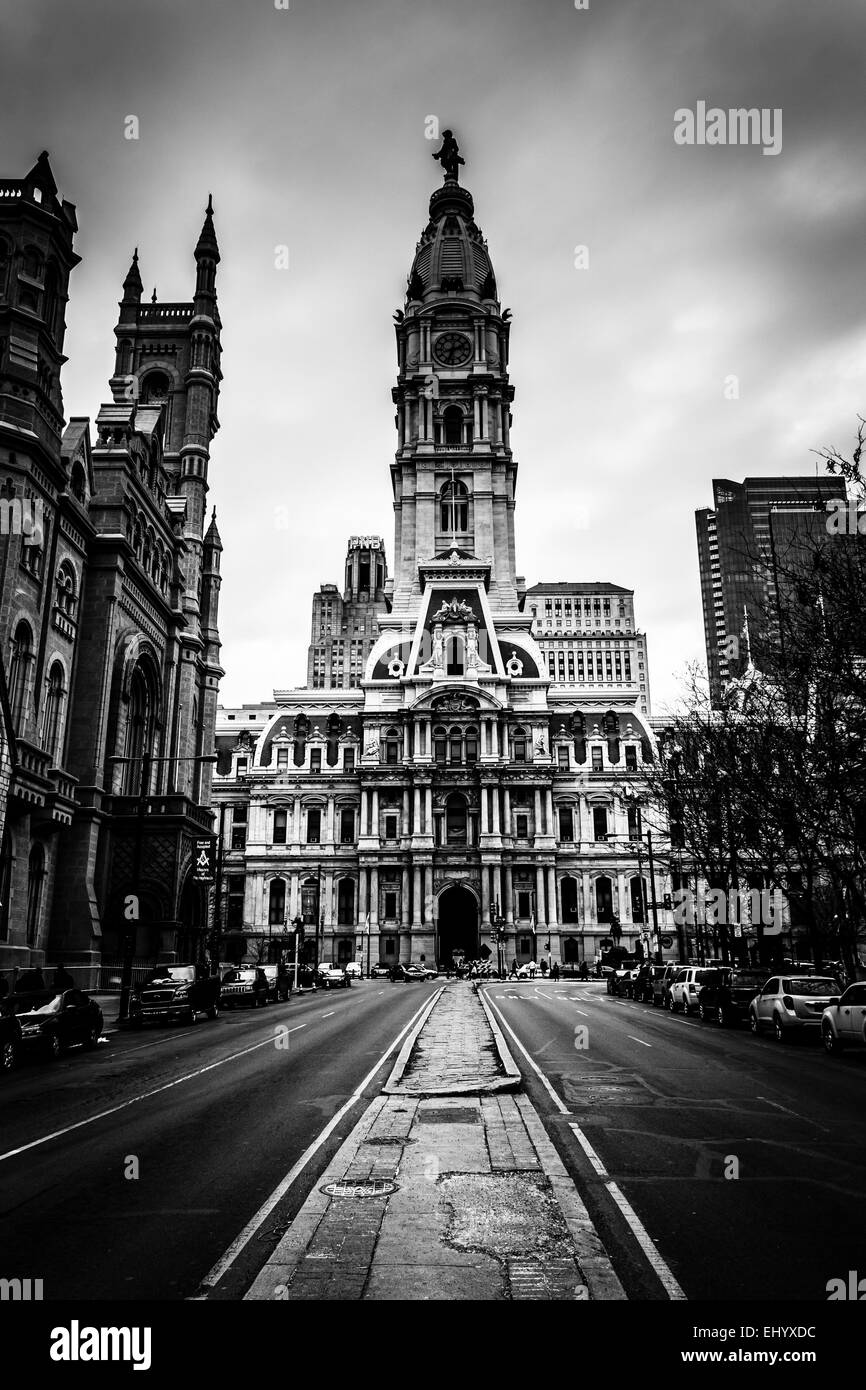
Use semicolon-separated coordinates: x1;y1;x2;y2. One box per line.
213;146;673;971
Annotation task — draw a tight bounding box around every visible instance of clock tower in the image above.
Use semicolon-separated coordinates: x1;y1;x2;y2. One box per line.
388;147;520;617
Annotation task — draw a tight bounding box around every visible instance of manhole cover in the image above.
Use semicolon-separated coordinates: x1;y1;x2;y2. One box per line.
321;1178;398;1198
419;1108;478;1125
582;1086;645;1105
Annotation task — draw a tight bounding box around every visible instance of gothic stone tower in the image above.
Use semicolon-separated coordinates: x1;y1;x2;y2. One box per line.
52;202;224;971
0;152;89;976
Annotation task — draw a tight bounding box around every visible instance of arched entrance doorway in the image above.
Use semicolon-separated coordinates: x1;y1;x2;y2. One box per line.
437;884;479;968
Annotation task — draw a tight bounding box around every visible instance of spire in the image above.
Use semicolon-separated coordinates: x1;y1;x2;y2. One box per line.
194;193;220;263
204;508;222;551
121;247;143;304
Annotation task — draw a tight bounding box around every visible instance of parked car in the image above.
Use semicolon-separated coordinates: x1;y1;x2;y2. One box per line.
131;964;221;1025
0;1010;23;1072
317;965;350;989
370;963;392;979
220;967;269;1009
262;964;292;1002
344;962;362;979
750;974;843;1042
6;989;103;1059
651;963;680;1009
634;964;666;1004
516;962;538;980
669;966;723;1016
402;963;429;982
698;968;767;1025
820;983;866;1056
608;964;637;997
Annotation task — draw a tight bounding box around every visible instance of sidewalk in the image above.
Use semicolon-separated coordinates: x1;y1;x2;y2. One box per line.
245;982;625;1301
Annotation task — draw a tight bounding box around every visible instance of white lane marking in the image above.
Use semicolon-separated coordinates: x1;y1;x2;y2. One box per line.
535;989;553;1000
627;1036;652;1048
321;1011;335;1019
568;1122;686;1301
573;1009;589;1018
0;1026;305;1165
377;990;385;995
485;993;570;1116
199;988;443;1290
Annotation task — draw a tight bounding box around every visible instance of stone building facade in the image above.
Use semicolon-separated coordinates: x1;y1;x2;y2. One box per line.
307;536;387;689
0;152;224;983
526;582;652;715
212;147;676;972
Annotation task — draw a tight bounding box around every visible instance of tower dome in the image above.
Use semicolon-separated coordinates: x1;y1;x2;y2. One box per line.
407;180;497;303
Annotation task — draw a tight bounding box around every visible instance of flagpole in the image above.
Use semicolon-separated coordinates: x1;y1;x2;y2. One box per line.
365;911;371;979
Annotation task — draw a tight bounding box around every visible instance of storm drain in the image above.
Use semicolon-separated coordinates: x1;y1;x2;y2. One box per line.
418;1107;478;1125
320;1178;399;1198
362;1136;414;1147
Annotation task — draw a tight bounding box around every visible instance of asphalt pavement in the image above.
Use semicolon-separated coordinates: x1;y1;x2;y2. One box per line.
483;980;866;1302
0;980;437;1301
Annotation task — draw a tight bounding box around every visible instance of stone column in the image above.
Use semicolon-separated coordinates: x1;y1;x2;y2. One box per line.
360;788;368;836
289;871;300;920
536;865;547;926
501;722;509;759
534;788;543;837
369;867;379;926
403;788;411;836
371;788;379;839
326;796;335;844
403;723;411;760
492;864;503;917
492;787;501;835
358;867;367;922
504;864;514;924
583;871;593;923
503;787;511;837
424;786;432;834
480;788;489;835
412;865;422;929
402;867;411;926
547;866;559;926
546;789;554;837
481;863;491;927
492;720;500;758
413;786;421;834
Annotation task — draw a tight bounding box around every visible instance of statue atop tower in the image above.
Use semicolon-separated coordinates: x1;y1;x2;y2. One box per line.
432;129;465;182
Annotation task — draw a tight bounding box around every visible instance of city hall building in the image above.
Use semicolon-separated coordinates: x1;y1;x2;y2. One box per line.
213;144;668;973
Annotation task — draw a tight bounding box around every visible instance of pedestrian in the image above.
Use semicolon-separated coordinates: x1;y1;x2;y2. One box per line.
551;961;560;981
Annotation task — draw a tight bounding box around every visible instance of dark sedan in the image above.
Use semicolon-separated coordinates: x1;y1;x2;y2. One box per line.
0;1011;23;1073
220;967;269;1009
698;968;767;1025
6;989;103;1060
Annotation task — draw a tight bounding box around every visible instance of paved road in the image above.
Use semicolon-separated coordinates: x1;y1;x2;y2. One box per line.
484;980;866;1302
0;981;437;1301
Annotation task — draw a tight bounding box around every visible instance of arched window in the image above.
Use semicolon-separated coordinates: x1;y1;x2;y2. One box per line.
70;461;86;502
561;876;579;923
440;477;469;531
42;661;66;764
445;793;467;844
0;236;13;300
464;726;479;764
293;714;309;767
55;561;77;616
384;727;401;765
441;405;467;447
595;875;614;924
43;262;59;334
433;726;447;764
140;371;170;405
273;808;288;844
269;877;287;926
9;620;34;728
512;726;527;763
337;878;355;926
605;710;621;764
26;843;45;946
122;663;155;794
22;246;43;280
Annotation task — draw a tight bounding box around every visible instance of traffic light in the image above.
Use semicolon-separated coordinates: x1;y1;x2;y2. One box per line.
663;893;672;910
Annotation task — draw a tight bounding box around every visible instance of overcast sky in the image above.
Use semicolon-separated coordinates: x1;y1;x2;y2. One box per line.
3;0;864;714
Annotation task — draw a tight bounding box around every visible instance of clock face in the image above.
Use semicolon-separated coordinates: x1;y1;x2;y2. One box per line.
434;332;472;366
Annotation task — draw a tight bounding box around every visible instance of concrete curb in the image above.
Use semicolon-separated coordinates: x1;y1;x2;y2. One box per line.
383;983;521;1096
244;1093;398;1300
515;1094;627;1301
